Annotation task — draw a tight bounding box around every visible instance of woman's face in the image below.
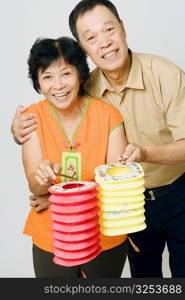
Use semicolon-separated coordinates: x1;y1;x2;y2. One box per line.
38;57;81;111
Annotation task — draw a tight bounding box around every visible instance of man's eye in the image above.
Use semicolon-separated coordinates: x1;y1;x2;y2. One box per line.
64;72;70;76
87;36;94;41
107;27;114;32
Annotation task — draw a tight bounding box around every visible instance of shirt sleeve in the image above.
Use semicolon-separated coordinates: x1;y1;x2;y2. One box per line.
164;70;185;141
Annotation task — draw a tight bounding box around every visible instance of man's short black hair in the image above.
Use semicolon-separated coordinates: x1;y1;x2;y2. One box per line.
27;36;89;94
69;0;121;41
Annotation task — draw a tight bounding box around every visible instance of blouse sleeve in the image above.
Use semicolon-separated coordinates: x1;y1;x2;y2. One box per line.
108;104;124;134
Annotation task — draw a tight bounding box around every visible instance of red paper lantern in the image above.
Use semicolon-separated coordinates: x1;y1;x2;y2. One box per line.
49;181;102;266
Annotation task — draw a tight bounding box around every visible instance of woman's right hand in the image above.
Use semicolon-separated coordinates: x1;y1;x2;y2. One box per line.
11;105;37;144
34;160;61;186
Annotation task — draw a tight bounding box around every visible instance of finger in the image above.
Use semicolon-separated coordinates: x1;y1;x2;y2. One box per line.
117;156;125;163
29;194;37;201
53;163;61;175
119;152;129;161
38;161;56;180
130;148;142;162
36;169;50;183
43;164;56;180
117;155;125;163
22;113;37;122
34;173;48;186
125;150;138;162
35;205;43;212
42;200;50;209
22;118;37;129
19;124;37;137
19;135;31;144
37;167;52;183
122;145;135;160
15;105;28;117
35;203;49;213
29;200;39;207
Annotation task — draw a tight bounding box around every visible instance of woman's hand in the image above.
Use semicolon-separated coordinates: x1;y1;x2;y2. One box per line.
118;143;146;163
29;194;50;213
34;160;61;186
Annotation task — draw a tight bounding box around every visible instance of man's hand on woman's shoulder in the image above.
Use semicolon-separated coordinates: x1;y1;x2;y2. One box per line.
11;105;37;144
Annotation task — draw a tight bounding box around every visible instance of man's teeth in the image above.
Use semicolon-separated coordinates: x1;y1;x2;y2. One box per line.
103;50;117;58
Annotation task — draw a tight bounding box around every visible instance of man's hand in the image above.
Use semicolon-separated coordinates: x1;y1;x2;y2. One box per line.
34;160;62;186
118;143;146;163
29;194;50;212
11;105;37;144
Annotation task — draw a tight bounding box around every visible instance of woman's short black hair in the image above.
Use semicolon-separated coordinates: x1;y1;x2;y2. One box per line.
27;36;89;94
69;0;121;41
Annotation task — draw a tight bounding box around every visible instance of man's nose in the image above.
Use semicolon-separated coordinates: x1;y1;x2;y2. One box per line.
100;34;112;49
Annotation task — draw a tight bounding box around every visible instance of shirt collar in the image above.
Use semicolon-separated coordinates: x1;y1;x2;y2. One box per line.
97;50;144;96
126;50;144;90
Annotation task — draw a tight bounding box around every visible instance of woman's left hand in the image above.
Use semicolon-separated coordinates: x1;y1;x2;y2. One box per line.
29;194;50;212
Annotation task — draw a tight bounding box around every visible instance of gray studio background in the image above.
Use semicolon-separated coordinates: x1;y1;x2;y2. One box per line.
1;0;185;277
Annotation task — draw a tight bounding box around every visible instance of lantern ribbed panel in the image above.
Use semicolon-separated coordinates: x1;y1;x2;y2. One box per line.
49;181;101;266
95;163;147;236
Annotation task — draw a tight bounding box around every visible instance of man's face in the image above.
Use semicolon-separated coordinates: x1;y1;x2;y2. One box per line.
76;5;129;73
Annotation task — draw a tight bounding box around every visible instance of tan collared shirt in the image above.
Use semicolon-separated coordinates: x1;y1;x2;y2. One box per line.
84;51;185;188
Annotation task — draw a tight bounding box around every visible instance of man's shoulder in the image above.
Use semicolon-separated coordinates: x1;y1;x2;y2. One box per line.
135;52;181;77
88;67;101;81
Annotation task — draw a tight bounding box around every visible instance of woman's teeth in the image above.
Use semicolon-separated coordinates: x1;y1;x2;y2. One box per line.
54;92;69;97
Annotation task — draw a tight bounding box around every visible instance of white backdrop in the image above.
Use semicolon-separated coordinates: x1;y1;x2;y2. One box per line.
1;0;185;277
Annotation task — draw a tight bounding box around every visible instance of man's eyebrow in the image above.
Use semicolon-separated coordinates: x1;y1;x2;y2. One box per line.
82;21;116;35
104;21;115;25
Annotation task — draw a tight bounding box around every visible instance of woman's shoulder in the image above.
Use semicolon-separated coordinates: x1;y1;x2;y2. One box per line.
27;99;48;113
89;96;122;115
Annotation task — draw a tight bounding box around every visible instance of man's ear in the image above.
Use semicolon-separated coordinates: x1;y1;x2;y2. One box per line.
120;20;127;39
78;41;89;57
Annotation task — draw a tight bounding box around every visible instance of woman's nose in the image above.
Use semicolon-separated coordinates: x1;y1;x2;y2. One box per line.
53;77;65;89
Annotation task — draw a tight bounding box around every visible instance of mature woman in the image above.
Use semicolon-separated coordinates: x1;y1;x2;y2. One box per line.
22;36;128;277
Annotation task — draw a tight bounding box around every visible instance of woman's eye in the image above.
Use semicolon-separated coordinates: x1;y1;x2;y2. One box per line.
43;75;51;79
64;72;70;76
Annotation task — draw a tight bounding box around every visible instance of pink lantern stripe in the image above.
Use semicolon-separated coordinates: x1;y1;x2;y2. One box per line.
49;190;98;204
53;247;101;267
50;198;99;213
53;224;100;242
53;235;100;251
54;242;100;259
51;206;100;223
52;216;99;233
